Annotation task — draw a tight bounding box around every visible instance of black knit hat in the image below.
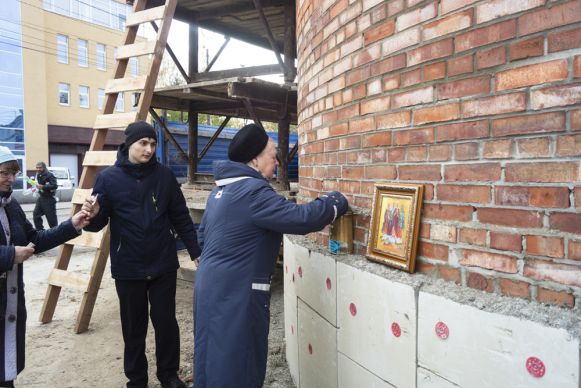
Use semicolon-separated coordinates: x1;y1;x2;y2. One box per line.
228;123;269;163
125;121;157;146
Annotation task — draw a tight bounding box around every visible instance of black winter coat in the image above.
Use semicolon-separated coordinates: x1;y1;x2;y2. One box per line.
36;170;57;198
84;144;201;280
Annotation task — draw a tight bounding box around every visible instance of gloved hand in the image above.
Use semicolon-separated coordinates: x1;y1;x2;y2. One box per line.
321;191;349;221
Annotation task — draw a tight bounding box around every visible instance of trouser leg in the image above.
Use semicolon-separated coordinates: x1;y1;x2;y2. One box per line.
32;199;44;230
149;271;180;383
43;196;58;228
115;279;149;388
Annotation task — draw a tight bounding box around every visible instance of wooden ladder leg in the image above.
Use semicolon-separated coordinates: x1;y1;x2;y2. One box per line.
39;241;75;323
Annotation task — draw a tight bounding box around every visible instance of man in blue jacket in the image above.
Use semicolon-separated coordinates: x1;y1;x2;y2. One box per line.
82;122;200;388
194;123;349;388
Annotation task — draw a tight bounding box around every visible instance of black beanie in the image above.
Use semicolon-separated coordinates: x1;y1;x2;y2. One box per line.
125;121;157;146
228;124;269;163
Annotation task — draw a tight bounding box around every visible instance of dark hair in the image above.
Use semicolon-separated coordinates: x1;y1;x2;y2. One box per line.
0;160;20;173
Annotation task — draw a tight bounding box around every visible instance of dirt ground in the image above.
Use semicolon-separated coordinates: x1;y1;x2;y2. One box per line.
15;246;293;387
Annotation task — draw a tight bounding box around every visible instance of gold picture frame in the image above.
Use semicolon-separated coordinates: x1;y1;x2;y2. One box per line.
366;183;424;273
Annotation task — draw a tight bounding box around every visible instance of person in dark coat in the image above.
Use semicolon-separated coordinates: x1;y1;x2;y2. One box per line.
82;121;201;388
32;161;58;230
193;123;349;388
0;146;90;387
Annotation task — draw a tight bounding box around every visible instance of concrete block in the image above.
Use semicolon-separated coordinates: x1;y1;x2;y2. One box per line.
283;237;300;385
418;292;580;388
298;299;338;388
294;249;337;325
338;353;395;388
337;262;417;388
417;367;460;388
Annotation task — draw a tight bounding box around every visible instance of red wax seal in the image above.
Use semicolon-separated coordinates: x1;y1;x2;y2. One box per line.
308;343;313;354
349;303;357;316
326;277;332;290
391;322;401;337
298;266;303;278
435;321;449;339
526;357;545;378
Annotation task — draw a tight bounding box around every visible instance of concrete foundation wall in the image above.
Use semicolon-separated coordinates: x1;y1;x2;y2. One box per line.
284;236;581;388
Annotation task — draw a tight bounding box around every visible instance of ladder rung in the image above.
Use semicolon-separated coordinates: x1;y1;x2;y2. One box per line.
48;269;90;292
105;76;148;94
94;112;137;129
68;231;104;249
125;5;167;27
116;41;156;60
71;188;94;205
83;151;117;167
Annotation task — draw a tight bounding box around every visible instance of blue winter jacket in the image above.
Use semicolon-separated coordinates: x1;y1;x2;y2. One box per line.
84;144;201;280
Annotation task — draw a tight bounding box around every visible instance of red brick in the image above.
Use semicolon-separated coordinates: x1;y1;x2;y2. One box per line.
383;75;400;91
353;45;381;67
407;39;454;66
477;0;545;23
416;260;436;275
406;146;428;161
445;163;501;182
526;235;564;259
330;123;349;137
419;241;449;261
363;131;391;147
495;186;570;208
477;46;506;70
490;232;522;252
459;228;487;246
556;134;581;157
329;0;349;19
496;60;568;91
536;288;574;308
364;164;397;179
499;278;530;299
399;164;441;180
430;224;457;242
441;0;478;15
506;162;578;183
394;128;434;145
519;1;581;36
455;142;480;160
342;166;364;180
424;62;446;81
573;110;581;131
364;19;395;45
439;266;461;284
392;87;434;109
531;83;581;110
576;187;581;210
463;93;526;118
575;56;581;78
401;69;421;87
437;76;490;101
550;212;581;234
455;20;516;53
339;180;361;194
448;55;473;76
423;9;473;41
423;204;473;222
370;54;406;76
569;240;581;260
479;208;543;228
460;249;518;273
324;138;340;152
414;103;460;125
349;117;375;133
382;27;421;56
388;147;405;162
340;135;361;150
387;0;404;16
428;144;452;161
467;272;493;292
548;26;581;53
396;2;437;31
420;223;431;239
525;259;581;287
346;67;369;86
376;111;411;129
438;184;491;204
436;120;489;142
483;139;512;159
509;36;544;61
492;112;566;137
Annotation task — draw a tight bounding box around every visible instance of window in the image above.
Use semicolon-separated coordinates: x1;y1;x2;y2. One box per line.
129;57;139;77
57;34;68;64
98;88;105;110
58;83;70;105
115;92;124;112
96;43;106;71
77;39;88;67
54;0;70;14
92;0;110;27
131;92;139;111
79;86;89;108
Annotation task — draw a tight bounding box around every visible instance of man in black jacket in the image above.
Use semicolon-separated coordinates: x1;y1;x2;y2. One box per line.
81;121;200;388
32;162;58;230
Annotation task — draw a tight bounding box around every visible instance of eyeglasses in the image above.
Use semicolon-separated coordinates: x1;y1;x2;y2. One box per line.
0;171;21;178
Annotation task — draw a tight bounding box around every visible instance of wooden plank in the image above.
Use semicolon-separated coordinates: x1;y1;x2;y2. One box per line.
68;231;104;248
105;76;148;94
93;112;137;129
190;64;281;83
71;188;93;205
125;5;166;27
116;41;156;60
83;151;117;166
48;269;90;292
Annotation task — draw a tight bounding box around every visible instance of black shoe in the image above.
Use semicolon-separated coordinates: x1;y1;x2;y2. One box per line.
160;376;186;388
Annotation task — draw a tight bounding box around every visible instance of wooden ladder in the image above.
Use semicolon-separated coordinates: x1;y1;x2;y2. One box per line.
39;0;177;334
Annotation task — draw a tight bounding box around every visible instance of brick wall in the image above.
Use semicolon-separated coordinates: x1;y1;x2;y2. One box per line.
295;0;581;307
